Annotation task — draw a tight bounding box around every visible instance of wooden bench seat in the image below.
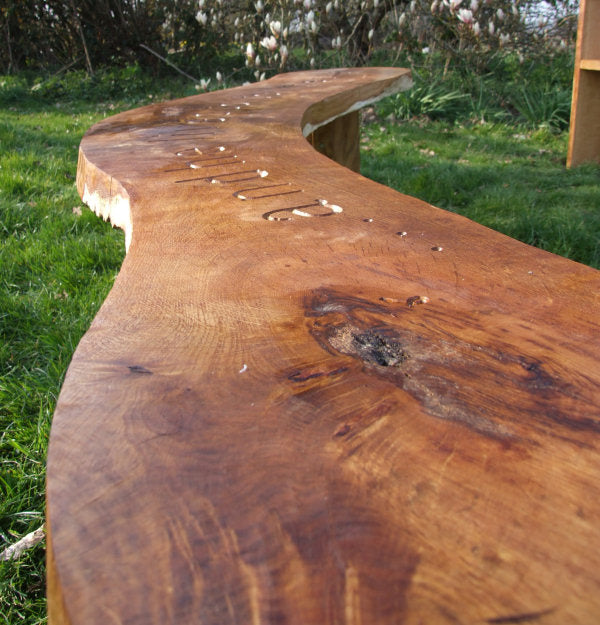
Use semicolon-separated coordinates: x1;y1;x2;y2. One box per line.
47;67;600;625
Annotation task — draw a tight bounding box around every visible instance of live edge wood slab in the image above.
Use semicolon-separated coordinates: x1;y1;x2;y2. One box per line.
47;68;600;625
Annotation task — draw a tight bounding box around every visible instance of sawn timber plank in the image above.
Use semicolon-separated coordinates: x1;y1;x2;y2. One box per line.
47;67;600;625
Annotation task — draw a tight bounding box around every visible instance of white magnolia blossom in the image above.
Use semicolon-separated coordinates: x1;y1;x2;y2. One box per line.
457;8;473;24
496;8;504;20
368;28;374;40
499;32;510;45
471;20;481;35
255;0;264;13
469;0;478;12
326;1;333;13
488;20;495;35
195;11;208;25
449;0;463;10
260;35;278;51
270;20;282;36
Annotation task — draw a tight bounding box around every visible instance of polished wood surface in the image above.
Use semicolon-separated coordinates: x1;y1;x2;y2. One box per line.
48;67;600;625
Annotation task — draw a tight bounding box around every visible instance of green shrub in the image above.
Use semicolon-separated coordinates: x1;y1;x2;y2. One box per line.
507;83;571;130
387;79;471;121
377;50;574;127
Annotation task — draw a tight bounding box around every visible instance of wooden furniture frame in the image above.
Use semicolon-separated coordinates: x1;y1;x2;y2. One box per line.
47;68;600;625
568;0;600;167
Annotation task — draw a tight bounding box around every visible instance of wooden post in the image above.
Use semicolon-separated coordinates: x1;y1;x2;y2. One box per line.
567;0;600;167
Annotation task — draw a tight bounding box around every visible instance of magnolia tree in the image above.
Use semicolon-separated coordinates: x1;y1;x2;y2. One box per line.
183;0;577;80
0;0;578;75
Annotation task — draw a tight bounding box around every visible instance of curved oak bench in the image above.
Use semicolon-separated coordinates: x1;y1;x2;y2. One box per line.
47;68;600;625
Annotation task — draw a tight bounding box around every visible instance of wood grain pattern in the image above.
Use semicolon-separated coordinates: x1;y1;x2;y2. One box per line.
47;67;600;625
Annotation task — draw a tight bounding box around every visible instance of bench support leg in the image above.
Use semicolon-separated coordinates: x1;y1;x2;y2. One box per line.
308;110;360;172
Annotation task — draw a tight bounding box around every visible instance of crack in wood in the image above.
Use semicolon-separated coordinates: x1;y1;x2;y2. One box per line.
128;365;153;375
486;607;556;624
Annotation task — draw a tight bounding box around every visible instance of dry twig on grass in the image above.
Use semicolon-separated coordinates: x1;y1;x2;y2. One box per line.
1;526;46;561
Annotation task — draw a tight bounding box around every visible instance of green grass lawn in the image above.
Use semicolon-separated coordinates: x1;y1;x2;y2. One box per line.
0;69;599;624
0;78;141;623
361;120;600;268
0;102;127;624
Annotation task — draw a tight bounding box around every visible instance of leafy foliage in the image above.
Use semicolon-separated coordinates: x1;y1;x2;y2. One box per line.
377;50;574;129
387;79;471;121
507;83;571;130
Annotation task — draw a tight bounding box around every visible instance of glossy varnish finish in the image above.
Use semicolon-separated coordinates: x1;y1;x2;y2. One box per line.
47;68;600;624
